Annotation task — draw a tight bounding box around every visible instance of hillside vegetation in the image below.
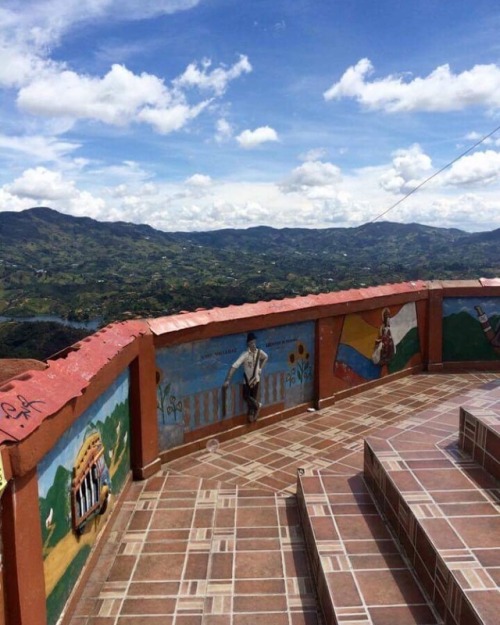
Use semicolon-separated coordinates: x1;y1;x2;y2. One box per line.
1;206;499;328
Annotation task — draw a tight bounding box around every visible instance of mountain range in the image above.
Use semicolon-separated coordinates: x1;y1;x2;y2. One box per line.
1;206;499;326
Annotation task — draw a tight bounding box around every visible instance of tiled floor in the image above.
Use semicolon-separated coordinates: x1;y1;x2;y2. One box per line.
67;372;500;625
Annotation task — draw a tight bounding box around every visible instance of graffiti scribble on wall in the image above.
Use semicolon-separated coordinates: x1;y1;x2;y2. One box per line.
38;371;130;625
334;302;420;388
156;321;315;451
443;298;500;362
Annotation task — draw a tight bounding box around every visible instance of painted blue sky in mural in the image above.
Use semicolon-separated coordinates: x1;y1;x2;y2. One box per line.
443;298;500;318
156;322;315;399
37;372;129;499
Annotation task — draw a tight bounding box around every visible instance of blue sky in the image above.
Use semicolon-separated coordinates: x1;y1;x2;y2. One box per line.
2;0;500;231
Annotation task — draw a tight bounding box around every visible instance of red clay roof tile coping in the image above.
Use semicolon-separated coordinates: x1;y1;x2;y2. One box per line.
0;321;148;445
147;280;429;336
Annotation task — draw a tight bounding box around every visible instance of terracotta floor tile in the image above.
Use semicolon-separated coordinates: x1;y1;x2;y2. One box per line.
236;506;278;527
464;589;500;625
201;617;231;625
120;598;176;615
115;619;174;625
419;518;465;550
355;570;425;606
310;516;339;541
335;514;390;541
235;551;284;578
348;553;406;570
290;611;322;625
450;516;500;548
106;555;137;582
150;509;194;530
210;553;234;579
163;476;203;490
133;554;185;581
236;538;281;551
128;581;180;596
233;594;288;612
234;579;286;594
128;510;153;531
325;571;362;607
413;468;475;491
142;540;188;554
344;538;400;556
283;550;311;578
237;526;280;538
184;553;210;579
233;614;289;625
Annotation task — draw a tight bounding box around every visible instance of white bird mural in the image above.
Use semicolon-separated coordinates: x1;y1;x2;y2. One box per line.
45;507;54;528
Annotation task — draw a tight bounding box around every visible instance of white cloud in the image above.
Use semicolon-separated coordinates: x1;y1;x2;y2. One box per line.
281;160;342;193
0;134;80;161
379;144;433;194
5;162;500;233
185;174;212;187
215;118;233;143
18;64;169;124
299;148;328;162
174;55;252;96
6;167;76;200
443;150;500;186
324;58;500;112
138;101;209;134
236;126;279;149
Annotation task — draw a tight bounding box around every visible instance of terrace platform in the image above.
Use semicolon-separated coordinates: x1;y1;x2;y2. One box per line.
66;372;500;625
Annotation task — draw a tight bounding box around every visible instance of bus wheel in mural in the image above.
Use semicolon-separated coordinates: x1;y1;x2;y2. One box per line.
71;431;111;536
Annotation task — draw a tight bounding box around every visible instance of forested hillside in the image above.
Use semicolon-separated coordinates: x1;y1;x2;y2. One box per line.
1;206;499;326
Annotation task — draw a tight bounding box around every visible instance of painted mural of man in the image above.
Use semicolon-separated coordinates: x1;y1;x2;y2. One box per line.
223;332;268;422
372;307;395;366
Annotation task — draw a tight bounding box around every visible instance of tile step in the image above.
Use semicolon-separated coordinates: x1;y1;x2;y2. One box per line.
459;400;500;482
297;468;441;625
364;428;500;625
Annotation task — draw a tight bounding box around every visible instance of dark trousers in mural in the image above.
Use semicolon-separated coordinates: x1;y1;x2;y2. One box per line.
243;381;260;421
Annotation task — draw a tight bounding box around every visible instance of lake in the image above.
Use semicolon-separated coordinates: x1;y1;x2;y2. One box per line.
0;315;102;331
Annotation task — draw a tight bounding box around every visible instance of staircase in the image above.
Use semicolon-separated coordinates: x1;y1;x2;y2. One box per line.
297;381;500;625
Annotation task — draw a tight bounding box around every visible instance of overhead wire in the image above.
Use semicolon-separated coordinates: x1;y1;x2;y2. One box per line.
362;123;500;226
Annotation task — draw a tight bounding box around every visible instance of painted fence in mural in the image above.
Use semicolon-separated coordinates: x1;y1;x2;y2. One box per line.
37;371;131;625
334;302;421;388
443;297;500;362
156;321;315;450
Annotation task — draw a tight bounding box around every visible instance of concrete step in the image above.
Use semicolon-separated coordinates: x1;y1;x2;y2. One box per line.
297;467;441;625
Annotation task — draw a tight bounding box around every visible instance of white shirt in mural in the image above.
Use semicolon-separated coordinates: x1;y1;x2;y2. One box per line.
232;347;268;386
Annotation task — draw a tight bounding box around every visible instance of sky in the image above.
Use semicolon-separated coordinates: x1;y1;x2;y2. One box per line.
2;0;500;232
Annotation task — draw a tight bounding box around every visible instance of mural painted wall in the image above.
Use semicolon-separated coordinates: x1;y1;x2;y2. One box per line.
334;302;421;388
156;321;315;450
37;371;131;625
443;297;500;362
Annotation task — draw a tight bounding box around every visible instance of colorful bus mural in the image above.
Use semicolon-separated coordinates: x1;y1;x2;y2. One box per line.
71;431;111;536
334;302;421;388
37;371;130;625
443;297;500;362
156;321;315;450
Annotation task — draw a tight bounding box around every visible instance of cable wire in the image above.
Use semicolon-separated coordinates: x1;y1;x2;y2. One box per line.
363;123;500;226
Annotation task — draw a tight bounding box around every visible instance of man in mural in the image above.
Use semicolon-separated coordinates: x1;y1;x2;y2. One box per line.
223;332;268;422
372;307;395;367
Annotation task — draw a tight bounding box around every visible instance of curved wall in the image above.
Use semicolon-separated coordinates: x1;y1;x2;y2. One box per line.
0;278;499;625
